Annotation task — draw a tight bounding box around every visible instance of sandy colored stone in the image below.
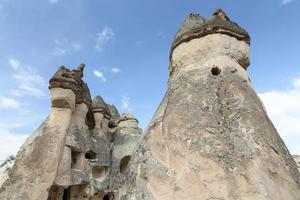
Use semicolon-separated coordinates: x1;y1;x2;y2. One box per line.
294;155;300;172
1;9;300;200
0;159;14;188
50;88;76;109
0;89;74;199
118;11;300;200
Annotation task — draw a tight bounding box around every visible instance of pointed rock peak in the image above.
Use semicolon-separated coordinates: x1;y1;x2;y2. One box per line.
107;104;121;119
91;95;111;117
175;13;205;39
77;63;85;70
187;13;203;20
213;9;230;21
92;96;107;109
74;63;85;78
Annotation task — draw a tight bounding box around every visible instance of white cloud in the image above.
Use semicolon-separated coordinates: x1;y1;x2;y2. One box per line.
111;67;120;73
52;39;82;55
52;39;67;55
293;77;300;88
93;70;106;82
72;43;82;51
0;97;20;109
49;0;59;4
8;58;21;70
121;95;131;112
8;58;46;97
95;27;114;52
281;0;295;5
53;47;67;55
0;131;28;161
259;76;300;154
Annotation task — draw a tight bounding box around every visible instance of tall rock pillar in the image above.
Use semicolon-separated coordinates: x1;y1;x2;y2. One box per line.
119;9;300;200
0;65;90;200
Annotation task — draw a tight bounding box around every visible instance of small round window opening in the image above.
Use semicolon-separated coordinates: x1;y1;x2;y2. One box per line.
85;150;97;160
103;193;114;200
211;67;221;76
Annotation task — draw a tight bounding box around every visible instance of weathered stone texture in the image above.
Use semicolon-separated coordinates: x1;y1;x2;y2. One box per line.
0;65;142;200
118;10;300;200
294;155;300;172
1;8;300;200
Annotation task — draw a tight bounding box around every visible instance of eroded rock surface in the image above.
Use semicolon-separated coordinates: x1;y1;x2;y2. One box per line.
294;155;300;172
0;8;300;200
0;65;142;200
118;9;300;200
0;156;15;188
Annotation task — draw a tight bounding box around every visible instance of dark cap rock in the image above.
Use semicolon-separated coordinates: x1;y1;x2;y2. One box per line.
171;9;250;58
91;96;111;118
118;113;139;124
49;64;92;107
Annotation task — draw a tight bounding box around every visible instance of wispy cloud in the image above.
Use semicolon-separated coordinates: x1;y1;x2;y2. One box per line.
281;0;295;5
72;43;82;51
0;97;20;110
121;95;131;112
0;128;28;161
111;67;121;73
49;0;59;4
53;47;67;55
93;70;106;82
52;39;82;55
259;75;300;154
95;27;114;52
8;58;46;97
157;31;167;39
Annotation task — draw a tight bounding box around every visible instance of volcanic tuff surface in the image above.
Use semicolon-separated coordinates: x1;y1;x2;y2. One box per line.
118;9;300;200
0;8;300;200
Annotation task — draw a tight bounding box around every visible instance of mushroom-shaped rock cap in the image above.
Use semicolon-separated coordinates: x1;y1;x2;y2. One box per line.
49;64;92;106
171;9;250;58
91;96;111;117
118;113;139;124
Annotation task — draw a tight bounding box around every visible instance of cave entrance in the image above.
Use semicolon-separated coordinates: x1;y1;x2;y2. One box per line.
62;187;70;200
103;192;114;200
85;150;97;160
71;150;82;170
120;155;131;174
92;166;108;181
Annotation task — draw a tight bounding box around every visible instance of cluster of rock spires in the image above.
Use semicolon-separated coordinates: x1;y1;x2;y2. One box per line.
0;64;143;200
0;9;300;200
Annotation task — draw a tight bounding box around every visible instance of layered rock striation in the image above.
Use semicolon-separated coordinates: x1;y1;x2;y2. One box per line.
118;9;300;200
0;8;300;200
0;65;142;200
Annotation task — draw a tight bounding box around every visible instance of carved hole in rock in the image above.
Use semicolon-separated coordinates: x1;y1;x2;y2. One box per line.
71;150;82;170
47;185;64;200
85;150;97;160
120;156;131;174
92;166;108;180
211;67;221;76
62;187;70;200
103;193;114;200
86;110;95;130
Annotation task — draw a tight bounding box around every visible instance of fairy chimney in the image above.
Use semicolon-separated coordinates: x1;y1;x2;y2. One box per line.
117;9;300;200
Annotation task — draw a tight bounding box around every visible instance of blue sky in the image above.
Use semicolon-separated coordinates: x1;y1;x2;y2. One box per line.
0;0;300;160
